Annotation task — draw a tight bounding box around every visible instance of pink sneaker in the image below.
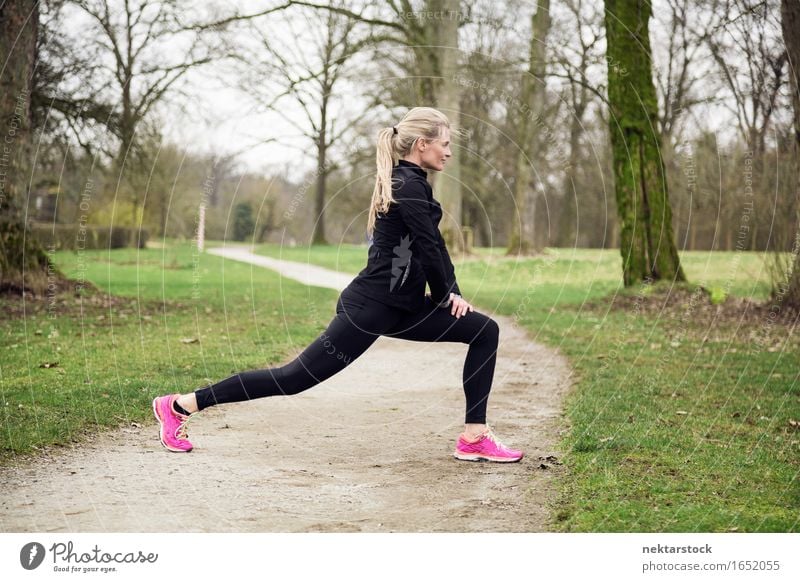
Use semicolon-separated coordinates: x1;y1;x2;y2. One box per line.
453;427;523;463
152;394;193;452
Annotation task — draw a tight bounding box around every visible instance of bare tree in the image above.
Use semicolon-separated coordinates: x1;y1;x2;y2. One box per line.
458;1;526;248
242;1;376;244
702;0;787;157
551;0;603;248
504;0;551;255
32;0;121;159
288;0;470;250
653;0;708;143
700;0;788;252
66;0;224;223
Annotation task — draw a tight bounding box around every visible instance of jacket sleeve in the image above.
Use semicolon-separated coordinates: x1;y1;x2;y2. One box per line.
437;234;461;296
395;179;458;305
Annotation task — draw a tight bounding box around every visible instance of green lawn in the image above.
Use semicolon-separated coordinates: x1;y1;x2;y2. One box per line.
2;241;797;532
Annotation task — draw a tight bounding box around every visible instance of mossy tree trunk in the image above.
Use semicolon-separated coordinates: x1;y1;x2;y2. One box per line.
0;0;51;294
605;0;686;286
781;0;800;308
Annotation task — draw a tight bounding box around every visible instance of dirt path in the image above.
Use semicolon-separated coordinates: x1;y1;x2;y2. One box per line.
1;247;573;532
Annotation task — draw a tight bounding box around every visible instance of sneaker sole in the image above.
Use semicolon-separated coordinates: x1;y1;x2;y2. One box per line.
152;398;192;453
453;452;523;463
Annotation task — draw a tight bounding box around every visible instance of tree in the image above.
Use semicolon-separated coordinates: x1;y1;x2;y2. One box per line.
506;0;551;255
701;0;788;250
703;0;786;159
551;0;600;248
232;202;255;242
0;0;52;294
458;2;526;248
780;0;800;308
290;0;467;251
653;0;707;143
243;1;373;245
604;0;687;286
67;0;221;224
33;0;120;160
426;0;465;252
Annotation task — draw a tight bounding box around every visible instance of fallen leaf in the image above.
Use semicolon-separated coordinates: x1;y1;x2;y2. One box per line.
180;337;199;344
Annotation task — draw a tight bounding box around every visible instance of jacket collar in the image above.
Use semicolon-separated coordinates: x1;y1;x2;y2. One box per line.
396;158;427;177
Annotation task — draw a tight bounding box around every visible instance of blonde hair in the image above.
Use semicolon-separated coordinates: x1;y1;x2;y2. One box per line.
367;107;451;236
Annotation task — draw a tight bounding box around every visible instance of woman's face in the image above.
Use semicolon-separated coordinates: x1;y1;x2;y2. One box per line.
417;127;452;172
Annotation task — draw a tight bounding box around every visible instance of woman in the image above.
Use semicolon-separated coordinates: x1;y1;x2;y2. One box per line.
153;107;523;463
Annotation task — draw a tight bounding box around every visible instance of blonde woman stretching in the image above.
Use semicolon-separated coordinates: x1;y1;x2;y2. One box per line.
153;107;523;463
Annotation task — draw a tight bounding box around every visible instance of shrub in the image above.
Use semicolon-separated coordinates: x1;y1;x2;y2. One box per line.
30;223;149;250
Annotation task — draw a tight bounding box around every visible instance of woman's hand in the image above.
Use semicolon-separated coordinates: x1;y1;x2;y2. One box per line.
449;293;473;319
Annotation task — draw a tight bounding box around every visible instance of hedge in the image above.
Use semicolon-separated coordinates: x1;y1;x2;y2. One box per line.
30;223;149;251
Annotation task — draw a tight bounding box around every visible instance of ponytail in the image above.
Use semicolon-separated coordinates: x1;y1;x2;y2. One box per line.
367;127;396;236
367;107;451;237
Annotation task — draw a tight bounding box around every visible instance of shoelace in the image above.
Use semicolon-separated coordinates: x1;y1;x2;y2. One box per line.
175;414;193;441
483;427;509;449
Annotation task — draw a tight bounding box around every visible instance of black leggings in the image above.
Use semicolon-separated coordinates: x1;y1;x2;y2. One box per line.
194;289;500;424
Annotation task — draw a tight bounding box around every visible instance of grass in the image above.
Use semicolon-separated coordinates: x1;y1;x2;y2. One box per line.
2;241;797;532
253;242;369;275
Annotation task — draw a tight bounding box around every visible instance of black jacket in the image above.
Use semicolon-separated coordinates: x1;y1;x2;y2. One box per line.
343;159;461;313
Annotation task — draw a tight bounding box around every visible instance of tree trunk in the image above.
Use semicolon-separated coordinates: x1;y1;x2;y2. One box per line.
781;0;800;307
605;0;686;286
118;69;137;225
427;0;463;253
0;0;51;294
312;97;328;245
557;111;581;248
508;0;551;255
